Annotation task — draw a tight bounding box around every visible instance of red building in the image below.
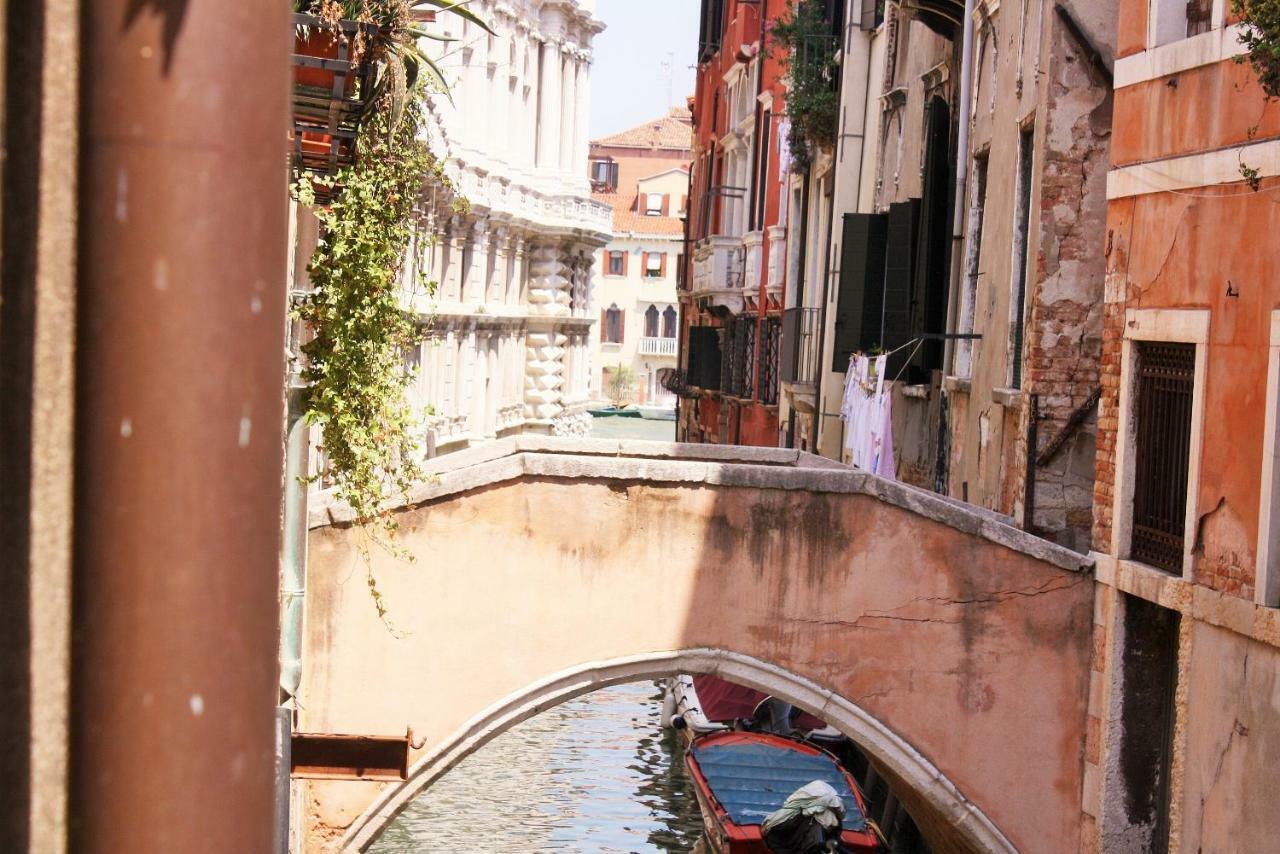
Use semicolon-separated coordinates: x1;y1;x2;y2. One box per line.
677;0;798;446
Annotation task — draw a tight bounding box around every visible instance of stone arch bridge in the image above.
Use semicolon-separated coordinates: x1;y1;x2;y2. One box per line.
300;438;1094;852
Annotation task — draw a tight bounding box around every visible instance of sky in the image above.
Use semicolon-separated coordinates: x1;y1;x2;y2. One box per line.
588;0;700;140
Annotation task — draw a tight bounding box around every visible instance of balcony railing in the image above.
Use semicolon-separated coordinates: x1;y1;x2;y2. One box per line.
781;307;822;386
638;336;678;357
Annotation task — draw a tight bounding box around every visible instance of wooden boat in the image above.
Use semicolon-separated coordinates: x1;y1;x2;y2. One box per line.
638;403;677;420
587;405;642;418
684;731;880;853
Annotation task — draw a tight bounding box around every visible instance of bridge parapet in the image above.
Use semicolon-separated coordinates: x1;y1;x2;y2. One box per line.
302;438;1095;852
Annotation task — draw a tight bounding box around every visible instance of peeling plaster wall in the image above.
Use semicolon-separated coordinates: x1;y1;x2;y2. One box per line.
867;1;1112;555
301;457;1093;852
943;0;1112;551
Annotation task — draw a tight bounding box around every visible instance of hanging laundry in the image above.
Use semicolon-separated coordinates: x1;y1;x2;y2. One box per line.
840;353;896;479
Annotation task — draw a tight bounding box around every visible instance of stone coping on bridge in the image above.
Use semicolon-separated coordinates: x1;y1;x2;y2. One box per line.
309;436;1094;574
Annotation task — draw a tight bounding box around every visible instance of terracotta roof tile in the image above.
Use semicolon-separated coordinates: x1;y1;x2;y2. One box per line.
592;107;693;151
592;191;686;236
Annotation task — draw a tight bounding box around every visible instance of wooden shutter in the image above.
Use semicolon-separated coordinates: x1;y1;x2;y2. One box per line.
618;308;625;344
832;212;888;371
600;309;608;342
913;96;953;380
882;199;920;379
662;194;671;216
781;307;800;383
687;326;722;390
659;253;667;277
622;251;629;276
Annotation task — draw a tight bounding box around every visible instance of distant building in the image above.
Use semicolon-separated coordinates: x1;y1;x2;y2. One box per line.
396;0;612;455
679;1;794;447
588;109;692;408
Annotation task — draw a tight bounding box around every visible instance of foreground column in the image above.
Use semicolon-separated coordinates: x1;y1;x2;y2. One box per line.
73;1;289;851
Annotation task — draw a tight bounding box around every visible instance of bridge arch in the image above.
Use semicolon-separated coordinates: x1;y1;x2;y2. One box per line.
341;649;1014;852
302;438;1095;853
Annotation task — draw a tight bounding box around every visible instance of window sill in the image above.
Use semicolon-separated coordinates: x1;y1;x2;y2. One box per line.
900;384;931;400
992;387;1022;407
942;375;971;394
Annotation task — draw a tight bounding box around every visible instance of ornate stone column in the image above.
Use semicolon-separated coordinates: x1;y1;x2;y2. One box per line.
465;217;489;305
559;50;577;172
442;215;467;303
490;223;509;304
523;239;570;424
536;37;562;170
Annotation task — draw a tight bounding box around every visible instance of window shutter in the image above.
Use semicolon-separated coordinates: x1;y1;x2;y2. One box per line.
832;212;888;371
622;251;629;276
619;309;625;344
662;194;671;216
780;307;800;383
859;0;881;30
660;253;667;277
600;308;608;342
687;326;722;390
882;199;920;380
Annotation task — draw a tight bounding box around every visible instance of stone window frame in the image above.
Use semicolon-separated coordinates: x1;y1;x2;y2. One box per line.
1111;308;1210;580
1147;0;1225;48
605;250;626;278
1256;310;1280;606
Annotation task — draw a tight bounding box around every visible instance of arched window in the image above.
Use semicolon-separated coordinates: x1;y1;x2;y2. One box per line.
602;304;623;344
662;305;678;338
644;304;660;338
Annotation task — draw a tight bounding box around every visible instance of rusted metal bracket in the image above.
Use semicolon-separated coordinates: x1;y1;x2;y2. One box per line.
291;731;412;781
1036;386;1102;467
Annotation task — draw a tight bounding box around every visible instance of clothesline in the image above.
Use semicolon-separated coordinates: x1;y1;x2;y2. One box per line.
846;337;923;386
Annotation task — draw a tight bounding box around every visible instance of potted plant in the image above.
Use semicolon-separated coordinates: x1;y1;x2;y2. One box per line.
290;1;493;184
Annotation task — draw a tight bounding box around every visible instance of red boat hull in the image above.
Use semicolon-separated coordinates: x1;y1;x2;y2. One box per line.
685;732;879;853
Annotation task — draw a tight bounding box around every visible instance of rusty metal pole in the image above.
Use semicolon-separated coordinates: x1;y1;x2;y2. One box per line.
73;2;289;851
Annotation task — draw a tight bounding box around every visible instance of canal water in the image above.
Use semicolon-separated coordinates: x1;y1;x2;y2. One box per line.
369;682;708;853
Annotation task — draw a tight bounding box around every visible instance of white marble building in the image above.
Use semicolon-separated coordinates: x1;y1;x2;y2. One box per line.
402;0;612;453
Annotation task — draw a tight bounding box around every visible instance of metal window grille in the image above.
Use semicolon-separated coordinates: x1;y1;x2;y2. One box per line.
721;318;755;399
759;317;782;406
1131;341;1196;574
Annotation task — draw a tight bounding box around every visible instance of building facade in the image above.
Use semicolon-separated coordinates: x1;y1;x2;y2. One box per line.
398;0;612;453
1082;2;1280;849
588;110;692;408
776;0;1114;554
677;0;794;446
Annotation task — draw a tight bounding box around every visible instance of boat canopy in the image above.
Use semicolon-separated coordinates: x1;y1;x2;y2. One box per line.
690;737;868;832
691;675;827;731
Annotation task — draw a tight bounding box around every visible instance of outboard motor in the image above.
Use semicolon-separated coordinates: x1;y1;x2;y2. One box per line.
749;696;801;737
761;780;848;854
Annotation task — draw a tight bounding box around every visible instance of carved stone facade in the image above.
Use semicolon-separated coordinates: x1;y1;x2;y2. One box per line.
403;0;611;454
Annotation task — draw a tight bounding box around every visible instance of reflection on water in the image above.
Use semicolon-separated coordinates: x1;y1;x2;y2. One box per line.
370;682;706;852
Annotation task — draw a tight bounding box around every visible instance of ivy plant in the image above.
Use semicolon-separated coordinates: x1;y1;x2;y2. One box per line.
1235;0;1280;99
769;0;841;170
296;96;447;558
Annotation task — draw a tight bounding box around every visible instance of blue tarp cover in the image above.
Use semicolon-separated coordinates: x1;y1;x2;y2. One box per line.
690;739;868;831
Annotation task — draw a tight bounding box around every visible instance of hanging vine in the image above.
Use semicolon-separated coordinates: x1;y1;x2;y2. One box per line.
769;0;842;169
296;97;449;552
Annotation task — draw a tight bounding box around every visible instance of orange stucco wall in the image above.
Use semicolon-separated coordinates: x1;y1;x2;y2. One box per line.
1112;61;1280;167
1116;0;1148;58
1100;177;1280;595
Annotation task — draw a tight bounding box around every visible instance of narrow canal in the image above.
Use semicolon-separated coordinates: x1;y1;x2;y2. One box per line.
369;682;707;852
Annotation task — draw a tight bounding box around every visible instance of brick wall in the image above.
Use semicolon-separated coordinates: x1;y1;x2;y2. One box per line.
1019;20;1111;552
